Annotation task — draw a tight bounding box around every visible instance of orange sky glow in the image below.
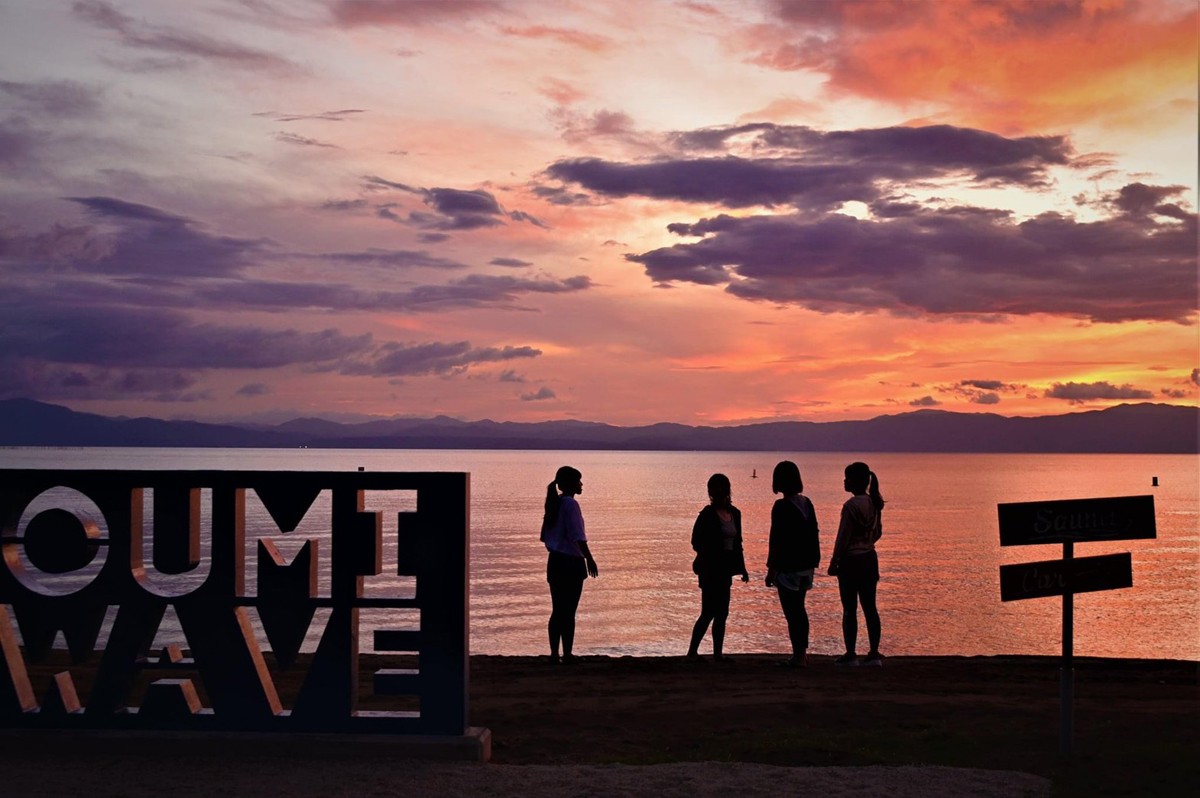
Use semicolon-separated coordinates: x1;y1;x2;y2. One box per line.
0;0;1195;426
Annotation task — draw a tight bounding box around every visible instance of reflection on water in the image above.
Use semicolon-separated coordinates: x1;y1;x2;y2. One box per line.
2;448;1196;660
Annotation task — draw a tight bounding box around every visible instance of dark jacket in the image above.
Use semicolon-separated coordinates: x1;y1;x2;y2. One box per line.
767;496;820;572
691;504;747;579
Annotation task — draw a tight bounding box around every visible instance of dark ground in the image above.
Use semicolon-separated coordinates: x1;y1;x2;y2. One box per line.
3;653;1196;797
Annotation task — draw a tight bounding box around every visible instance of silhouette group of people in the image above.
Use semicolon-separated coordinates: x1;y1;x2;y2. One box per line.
540;460;886;666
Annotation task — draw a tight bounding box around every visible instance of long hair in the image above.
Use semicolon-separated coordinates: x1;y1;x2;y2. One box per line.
541;465;581;538
846;461;884;512
706;473;731;502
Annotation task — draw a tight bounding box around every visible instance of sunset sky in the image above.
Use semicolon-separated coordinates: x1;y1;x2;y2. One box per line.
1;0;1196;426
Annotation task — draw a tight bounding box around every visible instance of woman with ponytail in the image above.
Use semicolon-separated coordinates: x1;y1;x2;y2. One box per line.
541;465;598;663
827;461;884;666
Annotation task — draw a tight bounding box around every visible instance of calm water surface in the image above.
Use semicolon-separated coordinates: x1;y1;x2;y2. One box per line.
2;448;1196;660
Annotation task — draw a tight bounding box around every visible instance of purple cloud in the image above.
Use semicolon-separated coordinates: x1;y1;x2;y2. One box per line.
315;248;468;269
330;0;502;27
236;383;272;397
624;191;1197;322
1045;381;1154;402
275;132;339;148
910;396;940;407
195;273;591;313
255;109;365;122
972;392;1001;405
490;257;532;268
64;196;270;276
520;386;556;401
547;123;1073;211
0;79;101;116
73;1;296;72
341;341;539;377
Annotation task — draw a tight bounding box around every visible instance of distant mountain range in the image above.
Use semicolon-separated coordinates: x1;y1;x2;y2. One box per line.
0;398;1195;453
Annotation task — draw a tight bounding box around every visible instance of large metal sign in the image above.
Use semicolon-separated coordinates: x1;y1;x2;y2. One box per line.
997;495;1156;546
999;552;1132;602
0;469;472;739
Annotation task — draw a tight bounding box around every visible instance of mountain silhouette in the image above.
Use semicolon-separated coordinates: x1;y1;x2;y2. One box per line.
0;398;1194;452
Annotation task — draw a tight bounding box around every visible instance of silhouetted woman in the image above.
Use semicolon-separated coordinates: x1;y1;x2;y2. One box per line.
541;465;598;664
687;473;749;663
828;461;884;666
764;460;820;667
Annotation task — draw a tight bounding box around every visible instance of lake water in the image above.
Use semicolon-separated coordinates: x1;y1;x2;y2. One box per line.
2;448;1197;661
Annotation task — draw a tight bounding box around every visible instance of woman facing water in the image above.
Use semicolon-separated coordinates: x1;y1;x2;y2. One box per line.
686;473;749;663
828;461;885;666
541;465;598;664
764;461;820;667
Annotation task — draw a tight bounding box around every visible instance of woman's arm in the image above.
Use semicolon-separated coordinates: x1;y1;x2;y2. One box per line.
828;503;850;575
578;540;598;578
733;507;749;581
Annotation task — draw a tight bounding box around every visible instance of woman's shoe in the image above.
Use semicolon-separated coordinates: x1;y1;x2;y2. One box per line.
685;652;707;664
862;651;884;667
834;652;860;666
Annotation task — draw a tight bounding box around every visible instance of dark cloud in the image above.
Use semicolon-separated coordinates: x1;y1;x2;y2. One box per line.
0;360;203;401
497;369;526;383
419;187;505;229
1161;388;1189;399
624;189;1197;322
364;177;543;231
330;0;502;27
960;379;1006;391
417;232;450;243
275;132;339;148
193;273;591;313
547;123;1073;211
520;387;556;401
363;174;416;192
0;301;372;370
315;248;468;269
1044;381;1154;402
0;79;101;116
62;196;270;276
1111;182;1191;220
508;210;548;228
490;257;532;268
320;199;368;211
72;0;297;72
1192;368;1200;387
972;392;1001;405
910;396;940;407
236;382;272;397
531;184;599;206
341;341;539;377
255;109;365;122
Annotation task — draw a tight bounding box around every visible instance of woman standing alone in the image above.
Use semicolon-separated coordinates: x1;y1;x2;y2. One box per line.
686;473;749;663
764;460;820;667
541;466;598;664
828;461;885;666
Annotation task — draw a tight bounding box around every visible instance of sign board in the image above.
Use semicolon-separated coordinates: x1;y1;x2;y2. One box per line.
999;552;1132;602
997;495;1155;547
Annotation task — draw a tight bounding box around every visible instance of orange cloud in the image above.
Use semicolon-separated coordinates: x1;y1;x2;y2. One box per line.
501;25;614;53
751;0;1199;134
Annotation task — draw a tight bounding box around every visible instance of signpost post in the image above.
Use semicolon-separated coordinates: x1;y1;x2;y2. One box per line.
997;495;1155;755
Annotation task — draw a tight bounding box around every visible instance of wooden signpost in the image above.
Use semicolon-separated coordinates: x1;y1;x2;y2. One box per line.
997;495;1156;754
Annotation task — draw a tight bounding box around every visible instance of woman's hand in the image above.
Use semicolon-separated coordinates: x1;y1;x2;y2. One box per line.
827;559;839;576
764;567;775;588
586;555;599;578
740;571;750;583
